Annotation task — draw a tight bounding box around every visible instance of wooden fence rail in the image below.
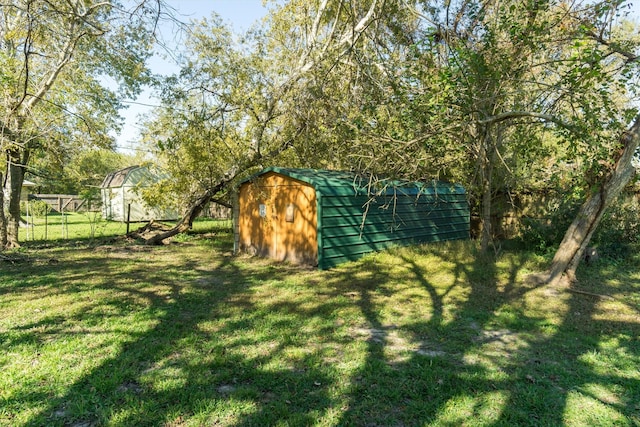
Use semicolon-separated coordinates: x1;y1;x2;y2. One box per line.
28;194;92;213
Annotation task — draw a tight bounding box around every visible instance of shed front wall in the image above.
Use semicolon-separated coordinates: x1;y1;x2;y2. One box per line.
101;186;178;222
238;172;318;265
101;187;123;221
123;186;150;222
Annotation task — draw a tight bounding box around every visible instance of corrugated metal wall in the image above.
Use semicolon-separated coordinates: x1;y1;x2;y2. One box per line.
317;185;469;269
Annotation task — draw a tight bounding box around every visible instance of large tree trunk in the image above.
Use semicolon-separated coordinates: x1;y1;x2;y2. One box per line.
546;116;640;285
478;126;497;253
0;172;7;249
480;160;493;253
4;148;28;248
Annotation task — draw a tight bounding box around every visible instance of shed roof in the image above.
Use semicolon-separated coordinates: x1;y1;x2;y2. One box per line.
244;167;465;197
101;165;140;189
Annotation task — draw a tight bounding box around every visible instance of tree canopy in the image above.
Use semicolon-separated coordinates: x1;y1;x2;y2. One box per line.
0;0;164;248
143;0;640;281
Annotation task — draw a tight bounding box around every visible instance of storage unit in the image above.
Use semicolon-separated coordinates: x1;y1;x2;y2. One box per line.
21;180;36;202
100;165;179;222
236;167;469;269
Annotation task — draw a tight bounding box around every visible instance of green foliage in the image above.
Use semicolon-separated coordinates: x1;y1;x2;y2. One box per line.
138;0;640;256
1;1;164;246
0;1;156;152
337;0;639;250
142;17;260;207
593;193;640;261
517;188;640;262
26;200;51;218
518;201;582;254
144;4;391;209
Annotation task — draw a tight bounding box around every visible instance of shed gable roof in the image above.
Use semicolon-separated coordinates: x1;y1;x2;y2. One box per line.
101;165;140;189
246;167;465;197
101;165;169;189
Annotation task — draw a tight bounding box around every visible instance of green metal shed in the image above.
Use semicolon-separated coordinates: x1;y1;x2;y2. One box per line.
236;167;469;269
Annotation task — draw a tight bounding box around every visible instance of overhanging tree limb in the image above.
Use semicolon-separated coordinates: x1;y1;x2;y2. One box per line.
142;136;297;245
477;111;574;129
146;1;385;245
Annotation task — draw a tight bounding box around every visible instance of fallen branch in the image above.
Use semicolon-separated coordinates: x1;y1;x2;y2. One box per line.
0;253;29;264
567;287;615;300
127;220;174;241
143;131;299;246
143;180;229;245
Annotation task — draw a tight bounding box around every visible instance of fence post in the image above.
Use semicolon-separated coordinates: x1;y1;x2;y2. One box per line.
25;201;30;241
30;205;34;240
126;203;131;234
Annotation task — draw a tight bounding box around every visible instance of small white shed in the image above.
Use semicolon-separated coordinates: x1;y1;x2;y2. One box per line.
100;165;179;222
21;180;36;201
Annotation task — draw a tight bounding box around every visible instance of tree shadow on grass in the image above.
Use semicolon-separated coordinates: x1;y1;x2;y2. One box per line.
8;243;350;426
494;284;640;425
327;243;511;425
328;244;640;426
4;238;639;426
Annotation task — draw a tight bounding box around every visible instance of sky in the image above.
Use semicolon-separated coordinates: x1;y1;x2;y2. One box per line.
115;0;640;154
115;0;269;153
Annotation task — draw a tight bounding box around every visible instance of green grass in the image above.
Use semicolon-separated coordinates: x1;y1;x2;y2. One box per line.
20;212;232;243
21;211;129;241
1;223;639;426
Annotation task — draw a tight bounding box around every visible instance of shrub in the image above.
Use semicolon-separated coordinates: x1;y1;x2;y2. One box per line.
25;200;51;217
517;196;580;254
592;194;640;262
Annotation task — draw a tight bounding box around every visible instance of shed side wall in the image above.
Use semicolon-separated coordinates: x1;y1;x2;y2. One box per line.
318;189;469;269
238;172;318;265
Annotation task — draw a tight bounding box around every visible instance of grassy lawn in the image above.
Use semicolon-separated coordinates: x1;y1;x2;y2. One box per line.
20;212;233;242
1;219;639;426
20;211;129;242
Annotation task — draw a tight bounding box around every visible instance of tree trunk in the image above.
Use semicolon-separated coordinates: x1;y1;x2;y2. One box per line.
142;155;250;245
143;180;227;245
0;172;7;249
546;116;640;285
5;148;28;248
479;126;496;253
480;164;493;252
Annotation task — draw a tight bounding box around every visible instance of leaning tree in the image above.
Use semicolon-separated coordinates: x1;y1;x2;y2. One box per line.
141;0;391;244
0;0;165;249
